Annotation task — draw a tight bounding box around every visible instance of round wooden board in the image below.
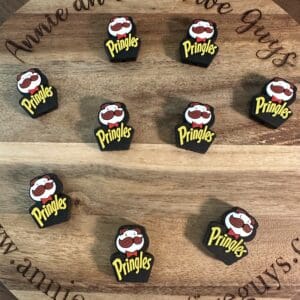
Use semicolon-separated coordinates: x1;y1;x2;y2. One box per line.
0;0;299;299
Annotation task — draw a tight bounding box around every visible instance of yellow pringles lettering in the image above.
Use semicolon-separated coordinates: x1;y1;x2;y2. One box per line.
20;85;54;115
106;34;139;58
95;122;132;150
112;251;152;282
177;125;215;146
254;96;291;119
207;226;247;258
112;258;123;281
182;39;218;58
207;226;222;246
30;194;68;228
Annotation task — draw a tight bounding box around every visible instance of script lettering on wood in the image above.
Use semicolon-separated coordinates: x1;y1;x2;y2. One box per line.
3;0;297;67
5;9;69;63
195;0;233;14
236;9;297;67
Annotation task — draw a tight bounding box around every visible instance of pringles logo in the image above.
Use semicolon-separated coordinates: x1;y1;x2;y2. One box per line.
110;225;154;282
204;207;258;265
28;174;71;228
17;68;58;118
105;34;139;58
250;77;297;128
180;19;219;67
94;102;134;151
175;102;216;153
104;16;141;62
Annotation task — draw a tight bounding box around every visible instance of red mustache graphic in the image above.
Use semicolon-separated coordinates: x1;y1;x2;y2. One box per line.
32;182;54;197
270;84;292;96
19;74;39;89
101;109;123;121
119;236;143;248
192;26;213;34
229;215;252;233
188;110;210;119
111;22;131;32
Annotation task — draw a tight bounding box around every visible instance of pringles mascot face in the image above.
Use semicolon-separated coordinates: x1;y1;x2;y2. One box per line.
265;78;295;103
204;207;258;265
180;19;219;67
104;16;141;62
17;68;58;118
94;102;134;151
224;208;257;240
98;103;125;129
30;175;57;204
188;19;215;43
250;77;297;129
17;69;42;95
184;102;213;128
28;174;71;229
108;17;133;39
110;225;154;282
175;102;216;153
116;227;145;257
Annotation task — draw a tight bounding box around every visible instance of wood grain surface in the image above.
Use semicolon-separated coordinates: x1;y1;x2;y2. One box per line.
0;0;28;25
0;0;299;299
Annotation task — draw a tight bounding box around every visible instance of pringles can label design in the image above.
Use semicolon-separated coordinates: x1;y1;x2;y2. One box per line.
94;102;134;151
17;68;58;118
204;207;258;265
175;102;216;153
250;78;297;128
28;174;71;228
104;16;141;62
110;225;154;282
180;19;219;68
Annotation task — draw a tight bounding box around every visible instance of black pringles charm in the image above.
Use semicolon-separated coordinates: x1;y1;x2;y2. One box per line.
250;78;297;129
17;68;58;118
104;16;141;62
94;102;134;151
180;19;219;68
110;225;154;283
28;174;71;229
204;207;258;265
175;102;216;153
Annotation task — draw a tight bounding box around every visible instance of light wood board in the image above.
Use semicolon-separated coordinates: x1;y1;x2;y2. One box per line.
0;0;299;299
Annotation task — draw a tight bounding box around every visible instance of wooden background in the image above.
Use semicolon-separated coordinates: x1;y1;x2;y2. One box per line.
0;0;299;299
